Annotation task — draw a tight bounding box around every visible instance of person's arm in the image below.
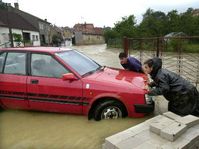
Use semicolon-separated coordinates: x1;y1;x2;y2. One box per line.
148;74;170;96
148;81;156;87
121;63;128;70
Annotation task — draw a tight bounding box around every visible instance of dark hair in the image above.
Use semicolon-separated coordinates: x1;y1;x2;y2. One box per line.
144;59;153;68
119;52;127;59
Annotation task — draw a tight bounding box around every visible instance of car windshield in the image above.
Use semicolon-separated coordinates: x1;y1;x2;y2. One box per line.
56;50;101;76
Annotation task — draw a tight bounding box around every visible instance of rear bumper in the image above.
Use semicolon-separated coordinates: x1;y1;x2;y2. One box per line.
134;102;154;113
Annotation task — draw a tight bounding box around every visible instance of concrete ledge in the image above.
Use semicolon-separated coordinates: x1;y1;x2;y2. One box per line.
103;112;199;149
160;122;187;141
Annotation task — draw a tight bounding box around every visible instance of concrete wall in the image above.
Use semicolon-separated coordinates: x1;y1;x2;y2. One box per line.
0;27;40;47
103;112;199;149
24;30;40;46
12;28;24;47
0;27;9;46
74;31;105;45
82;34;105;45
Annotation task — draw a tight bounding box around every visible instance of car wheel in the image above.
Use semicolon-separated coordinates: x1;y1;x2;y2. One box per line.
94;100;125;121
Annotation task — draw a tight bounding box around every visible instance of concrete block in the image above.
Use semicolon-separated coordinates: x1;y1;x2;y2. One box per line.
103;141;116;149
181;125;199;145
163;111;182;120
172;137;192;149
105;130;134;147
116;136;146;149
161;139;190;149
175;115;199;128
149;116;175;135
160;122;187;141
134;141;161;149
127;123;149;135
145;115;165;124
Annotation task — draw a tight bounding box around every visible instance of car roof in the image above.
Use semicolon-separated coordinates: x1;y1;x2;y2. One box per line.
0;47;73;54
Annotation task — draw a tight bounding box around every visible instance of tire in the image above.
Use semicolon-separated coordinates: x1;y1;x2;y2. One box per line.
94;100;126;121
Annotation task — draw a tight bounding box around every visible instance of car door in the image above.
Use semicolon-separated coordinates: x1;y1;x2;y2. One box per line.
0;51;29;109
27;53;84;114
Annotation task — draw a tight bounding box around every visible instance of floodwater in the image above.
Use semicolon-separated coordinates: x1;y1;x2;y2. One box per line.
0;44;154;149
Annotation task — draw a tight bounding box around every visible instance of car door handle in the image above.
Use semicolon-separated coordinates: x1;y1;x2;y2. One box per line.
30;79;39;84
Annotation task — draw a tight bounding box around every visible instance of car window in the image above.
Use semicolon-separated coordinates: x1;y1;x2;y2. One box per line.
0;52;6;73
4;52;26;75
56;50;100;76
31;54;69;78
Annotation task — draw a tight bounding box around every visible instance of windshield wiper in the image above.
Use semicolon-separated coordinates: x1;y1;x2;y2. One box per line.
82;69;97;77
82;66;105;77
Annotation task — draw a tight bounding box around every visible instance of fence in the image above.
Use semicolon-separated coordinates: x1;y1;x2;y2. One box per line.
123;36;199;87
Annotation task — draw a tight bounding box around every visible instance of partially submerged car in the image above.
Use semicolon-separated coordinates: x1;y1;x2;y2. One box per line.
0;47;154;120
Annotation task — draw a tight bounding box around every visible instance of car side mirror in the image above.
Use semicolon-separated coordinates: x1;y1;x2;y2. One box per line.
62;73;77;81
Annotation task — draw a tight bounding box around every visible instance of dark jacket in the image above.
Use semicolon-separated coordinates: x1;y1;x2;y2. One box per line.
148;57;199;115
121;57;142;72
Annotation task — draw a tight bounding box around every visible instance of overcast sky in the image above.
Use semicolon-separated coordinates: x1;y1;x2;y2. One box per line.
2;0;199;28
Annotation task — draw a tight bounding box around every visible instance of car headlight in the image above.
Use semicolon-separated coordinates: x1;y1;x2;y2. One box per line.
145;94;154;104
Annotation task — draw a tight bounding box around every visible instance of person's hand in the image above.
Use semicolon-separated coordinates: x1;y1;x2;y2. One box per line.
143;85;149;91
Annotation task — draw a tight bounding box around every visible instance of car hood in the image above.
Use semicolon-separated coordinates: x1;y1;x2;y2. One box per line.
84;67;147;93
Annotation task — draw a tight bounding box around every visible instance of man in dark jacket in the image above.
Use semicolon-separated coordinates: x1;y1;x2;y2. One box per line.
142;57;199;116
119;52;142;73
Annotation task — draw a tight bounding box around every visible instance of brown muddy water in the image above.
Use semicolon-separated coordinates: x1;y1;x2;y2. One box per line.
0;110;153;149
0;45;154;149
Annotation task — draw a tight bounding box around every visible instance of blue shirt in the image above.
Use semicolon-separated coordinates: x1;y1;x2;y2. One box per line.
121;57;142;72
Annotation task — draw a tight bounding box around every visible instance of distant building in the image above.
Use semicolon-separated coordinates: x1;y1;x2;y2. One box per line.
0;9;40;47
193;9;199;16
0;1;51;47
62;26;73;46
9;3;51;46
73;23;105;45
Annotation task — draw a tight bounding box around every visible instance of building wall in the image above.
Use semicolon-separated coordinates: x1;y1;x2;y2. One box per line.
82;34;105;45
24;30;40;46
0;27;9;47
74;32;83;45
11;8;50;45
39;21;50;45
74;32;105;45
11;28;24;47
0;27;40;47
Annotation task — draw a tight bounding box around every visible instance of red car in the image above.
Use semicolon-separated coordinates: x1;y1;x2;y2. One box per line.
0;47;154;120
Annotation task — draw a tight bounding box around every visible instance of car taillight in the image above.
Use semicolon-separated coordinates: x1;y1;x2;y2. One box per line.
145;94;154;104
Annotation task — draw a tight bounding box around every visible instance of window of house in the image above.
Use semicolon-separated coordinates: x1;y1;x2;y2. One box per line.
36;35;38;41
32;35;35;41
4;52;26;75
31;54;69;78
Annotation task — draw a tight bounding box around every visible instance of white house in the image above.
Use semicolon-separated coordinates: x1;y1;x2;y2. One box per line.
0;9;40;47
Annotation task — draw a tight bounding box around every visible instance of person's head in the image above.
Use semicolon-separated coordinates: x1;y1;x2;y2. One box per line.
142;59;153;74
119;52;128;64
142;57;162;75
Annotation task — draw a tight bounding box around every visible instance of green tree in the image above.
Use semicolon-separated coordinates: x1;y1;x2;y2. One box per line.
180;8;198;35
103;27;120;43
166;10;181;33
139;8;167;37
113;15;137;38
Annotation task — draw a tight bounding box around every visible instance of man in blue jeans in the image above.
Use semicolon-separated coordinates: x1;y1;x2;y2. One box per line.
119;52;142;73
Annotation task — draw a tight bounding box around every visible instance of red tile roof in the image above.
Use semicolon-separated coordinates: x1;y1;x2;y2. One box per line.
73;23;103;35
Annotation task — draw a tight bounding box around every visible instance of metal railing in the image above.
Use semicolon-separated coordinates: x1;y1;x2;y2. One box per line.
123;36;199;87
